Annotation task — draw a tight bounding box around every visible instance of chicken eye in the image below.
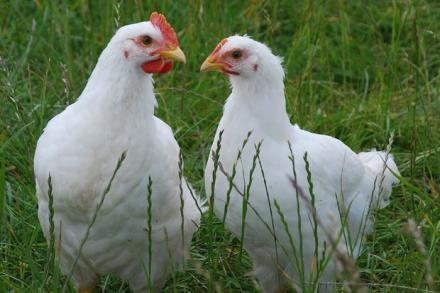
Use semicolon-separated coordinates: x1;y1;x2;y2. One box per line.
231;50;242;59
142;35;153;46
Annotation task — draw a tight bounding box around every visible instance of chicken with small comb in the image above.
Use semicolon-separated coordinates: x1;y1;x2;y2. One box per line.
202;35;400;292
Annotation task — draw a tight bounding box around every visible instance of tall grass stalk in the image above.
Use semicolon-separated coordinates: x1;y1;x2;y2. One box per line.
163;227;177;292
303;152;321;291
377;131;395;210
185;180;204;217
273;199;303;288
334;191;359;258
256;148;280;287
238;142;262;262
222;131;252;224
287;142;306;286
404;219;435;291
42;174;55;290
145;176;153;292
208;129;223;290
178;151;185;252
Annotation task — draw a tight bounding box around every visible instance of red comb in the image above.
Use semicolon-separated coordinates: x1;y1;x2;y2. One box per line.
211;38;228;56
150;12;178;48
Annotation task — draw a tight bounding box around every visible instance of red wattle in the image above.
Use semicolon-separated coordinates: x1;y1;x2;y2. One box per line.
160;61;173;73
141;58;174;74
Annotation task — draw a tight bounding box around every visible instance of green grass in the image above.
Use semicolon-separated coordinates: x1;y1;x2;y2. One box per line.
1;0;439;291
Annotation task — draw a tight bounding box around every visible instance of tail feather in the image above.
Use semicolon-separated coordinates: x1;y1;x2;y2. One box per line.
358;150;400;209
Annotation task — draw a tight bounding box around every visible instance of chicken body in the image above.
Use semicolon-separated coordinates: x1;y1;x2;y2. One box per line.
203;36;399;292
34;16;201;292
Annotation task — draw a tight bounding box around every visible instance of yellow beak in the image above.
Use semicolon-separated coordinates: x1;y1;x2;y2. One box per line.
200;57;224;72
160;47;186;63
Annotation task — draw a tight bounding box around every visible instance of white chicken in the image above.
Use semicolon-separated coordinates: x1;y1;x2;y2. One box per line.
202;36;400;292
34;13;202;292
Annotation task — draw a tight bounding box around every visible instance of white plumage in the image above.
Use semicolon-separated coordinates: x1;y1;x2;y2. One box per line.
34;14;201;292
202;36;400;292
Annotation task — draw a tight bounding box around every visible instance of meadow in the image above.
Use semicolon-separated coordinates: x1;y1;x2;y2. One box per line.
0;0;439;292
